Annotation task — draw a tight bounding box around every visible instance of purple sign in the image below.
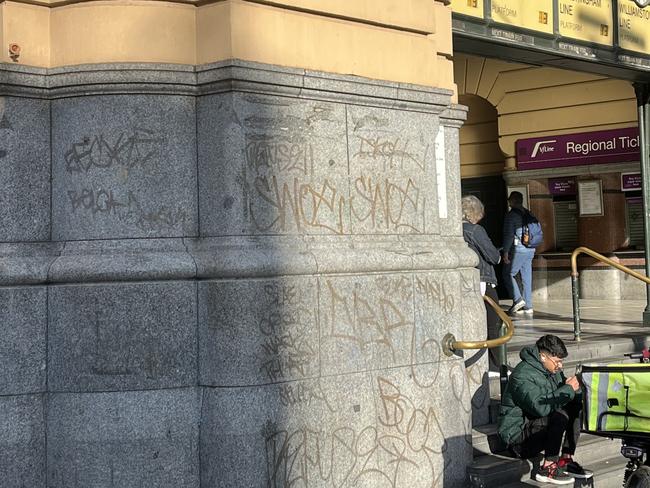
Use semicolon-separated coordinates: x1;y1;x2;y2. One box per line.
622;172;642;191
548;177;576;195
517;127;639;170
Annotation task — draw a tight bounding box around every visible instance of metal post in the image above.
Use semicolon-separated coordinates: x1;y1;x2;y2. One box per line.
497;321;508;398
499;363;509;398
571;274;581;341
495;321;507;367
634;83;650;326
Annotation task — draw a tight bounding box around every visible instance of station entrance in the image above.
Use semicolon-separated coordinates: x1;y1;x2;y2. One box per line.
451;0;650;303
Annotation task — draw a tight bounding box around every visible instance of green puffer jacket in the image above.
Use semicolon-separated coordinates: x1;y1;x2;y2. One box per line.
498;345;578;446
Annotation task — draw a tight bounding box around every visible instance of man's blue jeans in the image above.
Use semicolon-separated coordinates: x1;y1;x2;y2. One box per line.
504;245;536;308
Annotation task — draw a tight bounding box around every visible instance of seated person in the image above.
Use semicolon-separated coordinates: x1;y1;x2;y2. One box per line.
498;334;593;485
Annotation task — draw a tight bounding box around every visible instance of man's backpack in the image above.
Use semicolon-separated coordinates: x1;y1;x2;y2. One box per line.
520;210;543;248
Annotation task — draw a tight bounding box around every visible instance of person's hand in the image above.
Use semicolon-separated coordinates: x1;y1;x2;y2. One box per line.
565;376;580;392
502;254;510;265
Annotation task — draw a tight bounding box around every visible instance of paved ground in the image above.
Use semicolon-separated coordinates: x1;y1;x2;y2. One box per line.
499;299;650;362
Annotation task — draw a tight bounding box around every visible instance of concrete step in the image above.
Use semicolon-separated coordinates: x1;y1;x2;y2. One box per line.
469;453;627;488
504;334;650;370
469;316;649;487
472;423;622;467
470;407;631;486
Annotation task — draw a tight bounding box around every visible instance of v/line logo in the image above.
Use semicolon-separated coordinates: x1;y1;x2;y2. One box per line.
530;139;557;158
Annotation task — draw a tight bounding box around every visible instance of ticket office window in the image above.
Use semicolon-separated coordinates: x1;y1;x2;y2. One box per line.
626;192;644;249
554;198;578;251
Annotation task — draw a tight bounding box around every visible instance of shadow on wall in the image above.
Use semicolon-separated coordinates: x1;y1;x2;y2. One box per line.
196;87;484;486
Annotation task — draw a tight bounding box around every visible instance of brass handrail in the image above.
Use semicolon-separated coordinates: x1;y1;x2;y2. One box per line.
442;294;514;356
571;246;650;341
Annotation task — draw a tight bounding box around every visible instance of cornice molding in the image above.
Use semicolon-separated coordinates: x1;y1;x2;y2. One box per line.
0;60;456;114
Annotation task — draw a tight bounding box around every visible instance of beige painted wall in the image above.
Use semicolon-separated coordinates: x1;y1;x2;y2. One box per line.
455;53;637;173
458;94;502;178
2;2;50;66
0;0;455;90
50;1;196;66
199;1;441;87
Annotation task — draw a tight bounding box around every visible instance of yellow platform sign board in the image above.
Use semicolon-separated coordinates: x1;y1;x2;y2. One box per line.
558;0;613;47
450;0;485;19
618;0;650;55
490;0;554;34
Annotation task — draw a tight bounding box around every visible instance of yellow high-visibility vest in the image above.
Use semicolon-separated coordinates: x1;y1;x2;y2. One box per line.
581;364;650;435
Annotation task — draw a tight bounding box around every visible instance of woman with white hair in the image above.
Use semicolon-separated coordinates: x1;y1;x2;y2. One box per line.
462;194;501;372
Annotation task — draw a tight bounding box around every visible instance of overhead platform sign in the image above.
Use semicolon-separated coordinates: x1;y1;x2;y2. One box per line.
490;0;554;34
558;0;613;47
452;0;650;70
452;0;485;19
618;0;650;55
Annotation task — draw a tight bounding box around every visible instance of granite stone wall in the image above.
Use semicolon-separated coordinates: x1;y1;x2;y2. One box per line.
0;61;486;487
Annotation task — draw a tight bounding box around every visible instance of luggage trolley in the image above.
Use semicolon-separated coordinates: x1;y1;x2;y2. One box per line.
579;350;650;488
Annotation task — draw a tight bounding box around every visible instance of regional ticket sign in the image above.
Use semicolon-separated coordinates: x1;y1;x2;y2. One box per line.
516;127;640;170
558;0;613;47
451;0;485;19
491;0;554;34
618;0;650;55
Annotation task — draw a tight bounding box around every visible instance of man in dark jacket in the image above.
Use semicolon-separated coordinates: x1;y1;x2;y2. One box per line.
498;335;593;484
502;191;536;316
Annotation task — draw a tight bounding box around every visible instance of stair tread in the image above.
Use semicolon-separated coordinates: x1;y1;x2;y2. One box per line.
472;423;623;464
473;454;628;488
505;337;650;365
473;423;623;444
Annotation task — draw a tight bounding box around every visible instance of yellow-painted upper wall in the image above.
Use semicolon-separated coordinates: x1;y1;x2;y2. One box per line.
50;1;196;66
0;0;455;91
2;2;50;66
209;1;440;87
196;1;232;65
455;53;637;175
260;0;437;34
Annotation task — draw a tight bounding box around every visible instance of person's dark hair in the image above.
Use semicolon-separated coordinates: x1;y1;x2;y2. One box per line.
536;334;568;359
508;191;524;206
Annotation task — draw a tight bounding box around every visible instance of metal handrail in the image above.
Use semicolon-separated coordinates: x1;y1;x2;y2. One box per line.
571;246;650;341
442;294;514;356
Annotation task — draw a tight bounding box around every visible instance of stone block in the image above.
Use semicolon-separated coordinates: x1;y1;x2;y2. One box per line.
0;96;50;241
0;287;47;395
48;238;196;283
0;394;46;488
51;95;197;240
454;266;491;425
201;361;472;488
0;242;63;285
307;236;415;275
532;267;549;302
197;92;349;237
621;268;647;300
541;269;571;300
48;281;197;392
438;122;463;237
187;235;317;279
197;60;306;92
199;276;319;386
580;268;621;300
347;105;440;235
319;271;462;377
48;389;200;488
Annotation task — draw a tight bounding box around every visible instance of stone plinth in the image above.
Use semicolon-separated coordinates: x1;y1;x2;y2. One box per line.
0;60;483;487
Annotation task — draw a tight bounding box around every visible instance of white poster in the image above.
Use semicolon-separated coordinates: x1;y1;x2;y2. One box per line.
578;180;604;216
